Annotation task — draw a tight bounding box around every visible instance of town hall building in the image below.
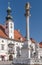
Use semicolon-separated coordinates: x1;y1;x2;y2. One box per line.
0;4;25;61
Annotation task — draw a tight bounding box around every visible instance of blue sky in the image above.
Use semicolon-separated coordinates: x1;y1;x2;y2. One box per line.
0;0;42;42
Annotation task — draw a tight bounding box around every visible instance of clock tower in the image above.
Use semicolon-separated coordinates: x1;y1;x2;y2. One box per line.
5;3;14;39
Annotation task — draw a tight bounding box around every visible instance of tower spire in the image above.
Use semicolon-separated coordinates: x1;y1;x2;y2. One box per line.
6;2;12;20
8;2;10;8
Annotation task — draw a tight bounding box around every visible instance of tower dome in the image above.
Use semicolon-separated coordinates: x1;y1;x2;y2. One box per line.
6;2;13;20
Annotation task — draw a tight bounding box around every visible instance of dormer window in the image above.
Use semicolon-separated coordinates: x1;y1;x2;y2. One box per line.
18;37;20;40
18;37;23;41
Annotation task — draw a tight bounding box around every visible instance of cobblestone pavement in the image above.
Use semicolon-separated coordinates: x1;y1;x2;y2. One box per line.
0;61;12;65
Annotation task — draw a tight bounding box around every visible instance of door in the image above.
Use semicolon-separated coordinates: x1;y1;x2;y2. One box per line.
1;56;5;61
9;54;13;61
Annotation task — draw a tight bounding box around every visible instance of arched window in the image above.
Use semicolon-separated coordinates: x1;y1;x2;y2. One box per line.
40;56;42;59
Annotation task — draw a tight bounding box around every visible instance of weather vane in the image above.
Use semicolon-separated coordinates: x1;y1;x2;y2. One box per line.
8;2;10;7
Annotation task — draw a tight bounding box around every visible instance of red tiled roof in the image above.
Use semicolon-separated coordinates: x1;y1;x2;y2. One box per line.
0;29;8;38
39;42;42;48
0;25;25;41
0;25;36;42
0;24;5;32
14;30;25;41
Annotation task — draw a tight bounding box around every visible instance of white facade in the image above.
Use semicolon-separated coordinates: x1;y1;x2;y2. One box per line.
0;4;24;61
0;38;8;60
0;37;23;61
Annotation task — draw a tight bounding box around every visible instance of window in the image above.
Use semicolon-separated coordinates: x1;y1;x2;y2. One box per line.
8;43;14;54
10;23;12;28
11;30;12;33
2;40;4;43
17;47;21;57
11;36;12;39
1;44;4;50
40;56;42;59
8;48;14;54
16;43;18;45
10;25;12;28
6;23;8;28
10;23;12;26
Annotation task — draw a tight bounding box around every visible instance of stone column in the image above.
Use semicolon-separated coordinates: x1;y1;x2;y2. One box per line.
25;2;31;59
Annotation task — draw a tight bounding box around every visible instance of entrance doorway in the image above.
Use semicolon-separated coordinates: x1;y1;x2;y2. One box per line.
1;55;5;61
9;54;13;61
